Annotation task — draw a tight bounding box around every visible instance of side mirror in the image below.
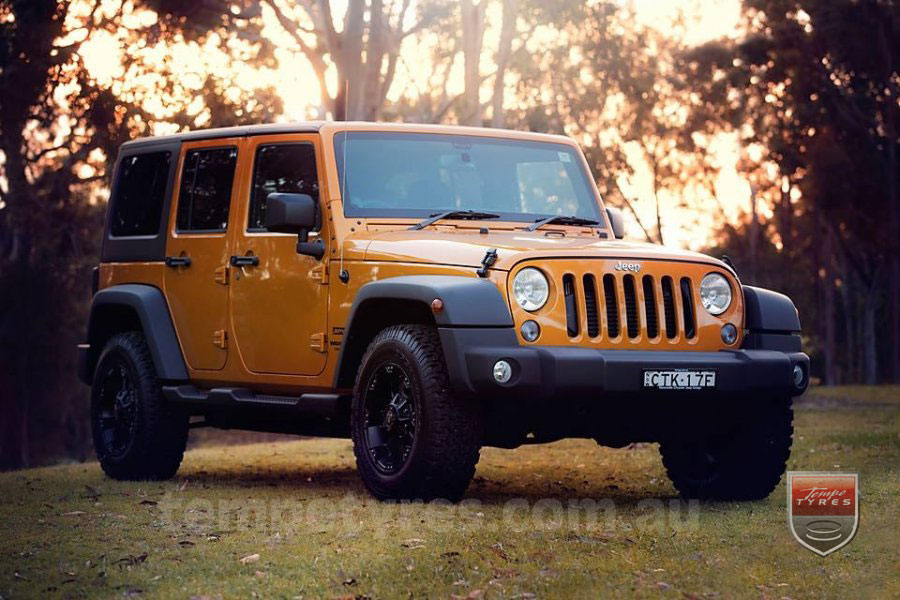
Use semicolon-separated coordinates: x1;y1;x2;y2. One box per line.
606;206;625;240
266;193;324;259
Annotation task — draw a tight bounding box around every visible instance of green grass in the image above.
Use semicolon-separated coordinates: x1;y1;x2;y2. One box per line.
2;386;898;599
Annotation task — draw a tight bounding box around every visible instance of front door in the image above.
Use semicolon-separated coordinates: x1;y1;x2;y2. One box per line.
228;134;329;376
164;138;244;371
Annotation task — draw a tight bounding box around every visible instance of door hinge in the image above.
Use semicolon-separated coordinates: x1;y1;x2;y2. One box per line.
214;265;229;285
309;262;328;285
213;329;228;349
310;332;327;353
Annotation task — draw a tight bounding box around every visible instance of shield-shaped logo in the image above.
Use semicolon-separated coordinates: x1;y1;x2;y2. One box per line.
787;472;859;556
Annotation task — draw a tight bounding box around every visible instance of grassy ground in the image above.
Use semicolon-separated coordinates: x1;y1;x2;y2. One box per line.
1;386;898;599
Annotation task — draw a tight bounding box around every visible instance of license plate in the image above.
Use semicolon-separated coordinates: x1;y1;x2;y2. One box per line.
642;369;716;390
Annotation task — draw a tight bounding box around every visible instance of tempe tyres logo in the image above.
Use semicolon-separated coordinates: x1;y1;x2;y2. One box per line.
787;472;859;556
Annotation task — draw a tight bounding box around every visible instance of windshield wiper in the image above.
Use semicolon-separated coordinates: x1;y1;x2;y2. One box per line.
526;215;600;232
409;210;500;230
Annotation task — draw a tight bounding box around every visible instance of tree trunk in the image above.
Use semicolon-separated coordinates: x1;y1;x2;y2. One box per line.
460;0;486;126
0;133;34;470
361;0;386;122
862;292;878;385
820;220;837;385
340;0;366;119
490;0;517;128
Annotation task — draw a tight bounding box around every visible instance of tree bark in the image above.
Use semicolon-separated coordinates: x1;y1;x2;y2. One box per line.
490;0;517;128
460;0;486;126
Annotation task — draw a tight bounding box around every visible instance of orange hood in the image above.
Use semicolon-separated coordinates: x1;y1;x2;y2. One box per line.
352;227;729;272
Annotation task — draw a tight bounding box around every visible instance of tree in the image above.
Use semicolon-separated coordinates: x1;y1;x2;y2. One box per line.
0;0;282;469
684;0;898;383
262;0;451;121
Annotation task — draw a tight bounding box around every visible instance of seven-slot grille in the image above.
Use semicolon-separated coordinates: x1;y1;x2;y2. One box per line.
563;272;698;342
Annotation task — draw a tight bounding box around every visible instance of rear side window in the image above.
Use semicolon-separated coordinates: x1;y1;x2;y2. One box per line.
109;151;171;236
249;143;319;231
176;147;238;232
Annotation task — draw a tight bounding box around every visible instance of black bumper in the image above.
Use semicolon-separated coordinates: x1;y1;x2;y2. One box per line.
439;328;809;399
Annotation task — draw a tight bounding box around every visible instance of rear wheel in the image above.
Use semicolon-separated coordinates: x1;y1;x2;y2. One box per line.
351;324;482;501
91;331;188;480
660;395;793;500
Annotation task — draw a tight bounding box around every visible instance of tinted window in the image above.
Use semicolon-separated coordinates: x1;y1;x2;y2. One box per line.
334;132;602;224
249;143;319;230
176;147;237;232
109;151;171;236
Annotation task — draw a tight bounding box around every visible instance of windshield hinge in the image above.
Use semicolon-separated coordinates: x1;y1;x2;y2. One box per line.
476;248;498;278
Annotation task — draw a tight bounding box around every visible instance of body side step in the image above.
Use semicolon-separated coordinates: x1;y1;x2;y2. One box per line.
162;385;341;417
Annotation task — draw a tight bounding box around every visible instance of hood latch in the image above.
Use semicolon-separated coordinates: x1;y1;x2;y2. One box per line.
476;248;498;278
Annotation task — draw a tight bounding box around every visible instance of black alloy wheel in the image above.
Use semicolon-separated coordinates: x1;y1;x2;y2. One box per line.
95;357;139;459
361;361;418;474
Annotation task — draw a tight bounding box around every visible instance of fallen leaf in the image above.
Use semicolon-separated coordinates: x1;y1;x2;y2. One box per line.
254;570;266;578
239;553;260;564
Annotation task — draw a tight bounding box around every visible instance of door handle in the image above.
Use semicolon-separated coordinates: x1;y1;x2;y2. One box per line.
165;256;191;267
230;255;260;267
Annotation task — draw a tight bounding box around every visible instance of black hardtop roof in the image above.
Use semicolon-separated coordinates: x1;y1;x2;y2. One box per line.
119;121;325;149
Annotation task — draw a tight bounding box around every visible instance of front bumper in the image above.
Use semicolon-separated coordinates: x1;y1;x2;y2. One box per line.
439;328;809;399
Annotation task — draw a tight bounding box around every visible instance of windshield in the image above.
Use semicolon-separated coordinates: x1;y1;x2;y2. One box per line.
334;132;604;226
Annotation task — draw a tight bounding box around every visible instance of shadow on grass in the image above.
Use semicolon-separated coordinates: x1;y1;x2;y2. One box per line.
175;462;685;507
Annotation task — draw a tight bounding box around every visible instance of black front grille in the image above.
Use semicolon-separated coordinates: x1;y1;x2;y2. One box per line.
680;277;697;339
563;274;579;337
642;275;659;339
662;276;677;339
603;274;620;338
560;270;699;342
583;274;600;338
623;275;639;338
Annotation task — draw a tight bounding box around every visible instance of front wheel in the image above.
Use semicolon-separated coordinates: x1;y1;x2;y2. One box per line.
351;325;482;501
660;395;794;500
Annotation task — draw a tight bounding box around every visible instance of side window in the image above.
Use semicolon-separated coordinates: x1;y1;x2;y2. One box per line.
176;147;238;232
109;151;171;237
249;143;319;231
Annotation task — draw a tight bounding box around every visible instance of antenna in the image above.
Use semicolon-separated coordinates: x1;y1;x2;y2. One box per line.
338;80;350;283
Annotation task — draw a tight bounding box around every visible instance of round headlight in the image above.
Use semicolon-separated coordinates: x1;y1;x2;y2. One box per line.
513;268;549;312
700;273;732;315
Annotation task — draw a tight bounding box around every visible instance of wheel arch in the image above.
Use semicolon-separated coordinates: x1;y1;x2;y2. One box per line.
81;284;188;384
333;275;513;389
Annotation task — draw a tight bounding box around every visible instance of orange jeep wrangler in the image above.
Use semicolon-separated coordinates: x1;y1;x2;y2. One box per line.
79;122;808;501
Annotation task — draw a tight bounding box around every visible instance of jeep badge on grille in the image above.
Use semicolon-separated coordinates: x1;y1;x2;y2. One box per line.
614;261;642;272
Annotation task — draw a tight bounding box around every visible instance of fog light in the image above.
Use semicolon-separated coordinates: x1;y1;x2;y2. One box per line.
521;320;541;342
493;360;513;384
793;364;805;388
721;323;738;345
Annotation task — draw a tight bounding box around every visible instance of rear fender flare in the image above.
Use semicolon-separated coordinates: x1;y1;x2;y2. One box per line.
83;284;188;383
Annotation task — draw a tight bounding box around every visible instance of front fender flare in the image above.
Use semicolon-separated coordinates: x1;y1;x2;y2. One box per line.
334;275;513;388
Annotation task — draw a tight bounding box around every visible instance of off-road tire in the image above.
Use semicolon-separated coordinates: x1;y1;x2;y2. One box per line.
351;324;482;501
91;331;188;480
660;395;793;500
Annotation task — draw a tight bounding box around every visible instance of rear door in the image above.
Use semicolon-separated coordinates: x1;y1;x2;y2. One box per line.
228;134;329;376
164;138;244;371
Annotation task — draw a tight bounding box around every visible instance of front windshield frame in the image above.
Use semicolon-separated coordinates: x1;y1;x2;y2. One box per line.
334;131;606;229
